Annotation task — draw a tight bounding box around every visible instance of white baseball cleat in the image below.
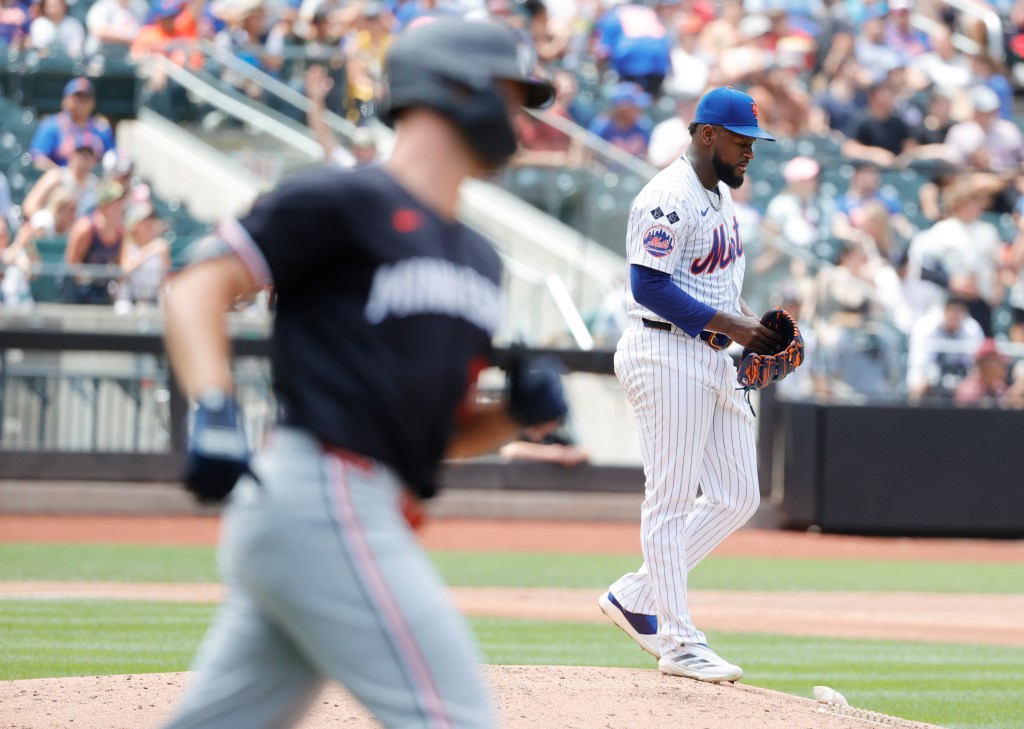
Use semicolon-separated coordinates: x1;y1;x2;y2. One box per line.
658;643;743;683
598;591;662;658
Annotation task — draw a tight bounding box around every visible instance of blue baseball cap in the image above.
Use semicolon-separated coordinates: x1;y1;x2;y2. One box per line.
63;77;94;97
150;0;185;19
609;82;651;109
692;87;775;141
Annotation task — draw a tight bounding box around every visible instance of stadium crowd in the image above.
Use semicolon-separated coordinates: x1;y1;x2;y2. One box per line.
0;0;1023;407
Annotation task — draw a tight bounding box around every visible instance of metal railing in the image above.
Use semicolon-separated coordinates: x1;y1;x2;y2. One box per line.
147;54;324;160
911;0;1004;62
198;40;365;147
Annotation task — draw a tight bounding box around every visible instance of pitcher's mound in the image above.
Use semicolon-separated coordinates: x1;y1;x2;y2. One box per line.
0;666;942;729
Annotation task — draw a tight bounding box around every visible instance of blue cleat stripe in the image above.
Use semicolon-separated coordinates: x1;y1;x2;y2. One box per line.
608;592;658;635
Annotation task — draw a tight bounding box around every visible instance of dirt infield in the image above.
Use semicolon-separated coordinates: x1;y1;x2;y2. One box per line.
0;668;942;729
5;515;1018;728
3;515;1024;562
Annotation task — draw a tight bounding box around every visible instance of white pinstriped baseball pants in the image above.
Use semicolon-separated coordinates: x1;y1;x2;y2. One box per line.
609;324;760;649
164;427;493;729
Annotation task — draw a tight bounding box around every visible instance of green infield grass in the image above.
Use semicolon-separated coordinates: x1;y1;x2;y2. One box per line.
1;544;1022;594
1;600;1020;729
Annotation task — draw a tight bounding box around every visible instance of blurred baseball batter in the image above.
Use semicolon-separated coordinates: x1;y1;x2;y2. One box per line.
599;87;781;683
161;18;564;729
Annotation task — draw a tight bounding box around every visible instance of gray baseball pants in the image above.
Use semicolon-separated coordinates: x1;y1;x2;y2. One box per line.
164;426;494;729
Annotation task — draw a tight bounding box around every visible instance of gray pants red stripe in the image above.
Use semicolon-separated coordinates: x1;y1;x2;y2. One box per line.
164;427;494;729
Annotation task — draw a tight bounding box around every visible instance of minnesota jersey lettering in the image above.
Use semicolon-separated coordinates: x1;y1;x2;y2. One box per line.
364;257;502;333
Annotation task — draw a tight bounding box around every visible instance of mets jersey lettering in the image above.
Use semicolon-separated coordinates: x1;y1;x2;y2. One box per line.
625;157;746;319
689;218;743;275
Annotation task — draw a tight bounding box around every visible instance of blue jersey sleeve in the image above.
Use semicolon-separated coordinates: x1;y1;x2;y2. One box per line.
29;117;59;162
96;123;115;154
630;264;715;337
587;115;612;141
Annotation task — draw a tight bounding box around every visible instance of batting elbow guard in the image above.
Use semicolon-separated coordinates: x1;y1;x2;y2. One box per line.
183;389;251;504
505;354;569;427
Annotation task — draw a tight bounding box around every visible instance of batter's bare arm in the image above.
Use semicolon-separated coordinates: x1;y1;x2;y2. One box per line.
445;401;521;459
164;255;256;399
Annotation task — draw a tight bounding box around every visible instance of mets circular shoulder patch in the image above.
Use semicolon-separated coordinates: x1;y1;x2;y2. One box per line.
642;225;675;258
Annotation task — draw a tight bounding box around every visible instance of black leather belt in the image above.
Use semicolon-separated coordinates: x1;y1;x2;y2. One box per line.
641;318;733;351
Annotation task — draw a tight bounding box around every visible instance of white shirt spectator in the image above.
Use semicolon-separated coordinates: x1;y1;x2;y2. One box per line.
665;47;709;99
944;118;1024;173
910;50;973;90
906;215;1002;319
85;0;147;54
906;303;984;397
648;116;690;169
30;15;85;56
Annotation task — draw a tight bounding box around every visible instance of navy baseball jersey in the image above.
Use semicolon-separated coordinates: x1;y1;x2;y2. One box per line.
221;165;502;498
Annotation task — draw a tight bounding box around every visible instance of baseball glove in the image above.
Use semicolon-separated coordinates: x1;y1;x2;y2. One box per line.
736;307;805;392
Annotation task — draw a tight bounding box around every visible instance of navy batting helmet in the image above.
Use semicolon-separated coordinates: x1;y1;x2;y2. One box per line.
382;18;555;165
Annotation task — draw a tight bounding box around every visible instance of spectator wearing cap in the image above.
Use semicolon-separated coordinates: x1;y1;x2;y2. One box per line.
907;26;973;92
592;2;671;96
907;295;985;402
64;180;126;305
953;338;1016;407
29;0;84;56
22;143;99;219
970;53;1014;122
841;81;915;168
883;0;928;59
85;0;147;55
214;0;272;99
906;177;1003;333
586;82;654;160
764;156;830;251
130;0;202;67
118;202;170;306
854;7;906;82
943;86;1024;174
0;0;32;50
132;0;205;121
29;78;115;171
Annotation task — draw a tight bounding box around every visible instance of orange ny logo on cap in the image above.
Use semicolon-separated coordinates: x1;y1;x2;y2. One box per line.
751;102;759;120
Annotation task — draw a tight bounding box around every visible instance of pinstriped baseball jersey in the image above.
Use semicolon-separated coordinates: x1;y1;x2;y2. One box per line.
625;157;745;325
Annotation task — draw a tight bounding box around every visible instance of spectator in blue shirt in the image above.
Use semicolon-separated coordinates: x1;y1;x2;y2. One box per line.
29;77;115;171
592;2;670;96
0;0;31;49
971;53;1015;122
586;82;653;161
